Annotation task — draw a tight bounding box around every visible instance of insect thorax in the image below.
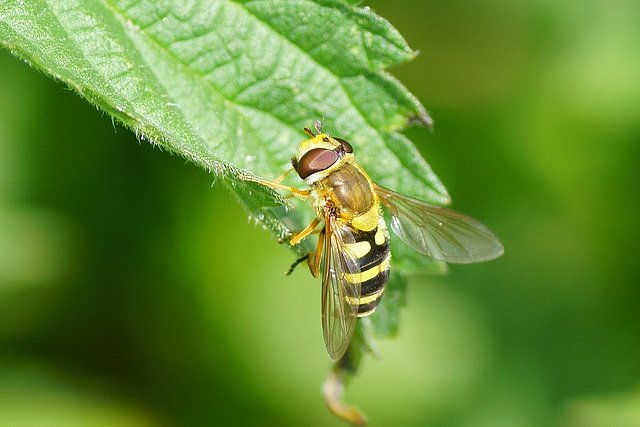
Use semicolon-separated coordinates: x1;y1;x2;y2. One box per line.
311;162;376;223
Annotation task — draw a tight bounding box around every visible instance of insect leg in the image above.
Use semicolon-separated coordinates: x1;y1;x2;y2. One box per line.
290;218;321;246
308;227;325;278
271;167;296;184
240;170;310;198
284;226;324;277
285;254;311;276
283;218;323;276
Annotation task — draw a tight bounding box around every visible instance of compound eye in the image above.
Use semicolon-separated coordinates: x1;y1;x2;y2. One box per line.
333;137;353;154
296;148;339;179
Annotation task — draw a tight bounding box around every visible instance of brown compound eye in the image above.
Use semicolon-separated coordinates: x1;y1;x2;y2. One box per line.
295;148;339;179
332;137;353;154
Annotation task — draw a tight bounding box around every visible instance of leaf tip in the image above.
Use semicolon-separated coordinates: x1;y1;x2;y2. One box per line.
406;97;434;130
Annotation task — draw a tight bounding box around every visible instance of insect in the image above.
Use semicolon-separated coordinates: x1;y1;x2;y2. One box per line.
242;121;503;361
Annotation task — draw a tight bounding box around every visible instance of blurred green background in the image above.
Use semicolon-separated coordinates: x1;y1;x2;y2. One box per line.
2;1;640;426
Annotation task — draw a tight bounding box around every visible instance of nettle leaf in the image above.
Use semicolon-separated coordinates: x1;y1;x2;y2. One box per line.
1;0;448;422
0;0;448;247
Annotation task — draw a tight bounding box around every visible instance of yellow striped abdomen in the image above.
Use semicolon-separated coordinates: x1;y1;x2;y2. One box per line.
344;216;391;317
313;161;391;316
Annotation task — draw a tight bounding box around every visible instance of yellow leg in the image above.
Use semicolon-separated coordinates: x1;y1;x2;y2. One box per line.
285;225;324;278
240;169;323;277
240;169;310;198
290;218;320;246
272;167;296;184
308;227;325;278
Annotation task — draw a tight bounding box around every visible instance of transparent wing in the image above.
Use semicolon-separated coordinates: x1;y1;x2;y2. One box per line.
374;183;504;264
321;213;361;361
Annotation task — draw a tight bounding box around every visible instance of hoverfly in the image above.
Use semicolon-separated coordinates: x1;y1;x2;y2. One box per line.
243;121;503;361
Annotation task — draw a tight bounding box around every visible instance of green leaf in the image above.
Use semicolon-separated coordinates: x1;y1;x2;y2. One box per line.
0;0;450;340
1;0;448;420
368;272;408;338
0;0;448;232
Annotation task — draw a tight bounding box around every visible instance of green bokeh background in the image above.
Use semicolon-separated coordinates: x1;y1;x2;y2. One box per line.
2;1;640;426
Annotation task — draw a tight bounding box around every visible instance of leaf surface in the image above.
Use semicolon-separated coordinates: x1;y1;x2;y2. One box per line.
0;0;448;333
